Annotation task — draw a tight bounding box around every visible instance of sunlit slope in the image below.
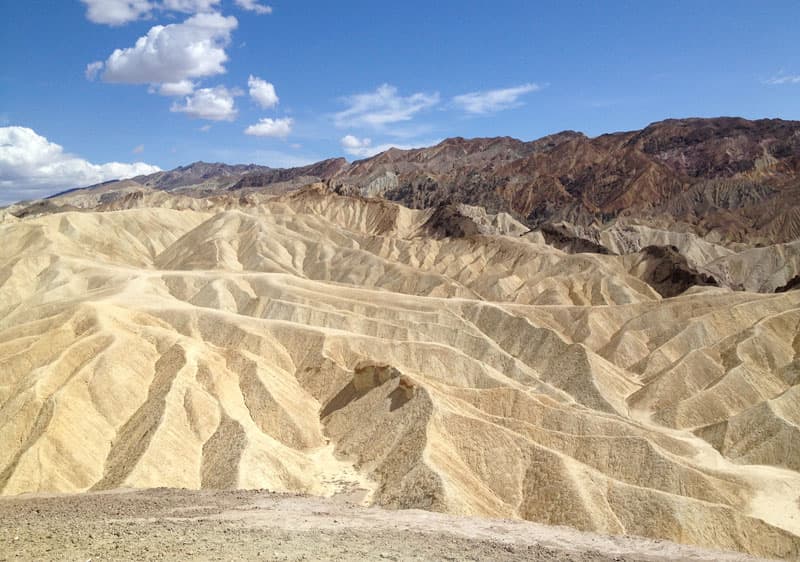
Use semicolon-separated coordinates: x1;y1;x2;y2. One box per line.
1;188;799;558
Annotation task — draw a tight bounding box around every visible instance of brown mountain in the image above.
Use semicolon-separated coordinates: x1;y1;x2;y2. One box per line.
330;117;800;244
229;158;347;192
133;161;273;191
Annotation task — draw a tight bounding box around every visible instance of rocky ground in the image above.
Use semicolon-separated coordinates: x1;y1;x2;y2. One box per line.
0;488;773;562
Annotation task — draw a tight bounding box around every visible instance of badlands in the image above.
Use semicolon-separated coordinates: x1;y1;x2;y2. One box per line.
1;181;799;560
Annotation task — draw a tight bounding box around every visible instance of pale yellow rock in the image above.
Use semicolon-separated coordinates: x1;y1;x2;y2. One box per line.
0;188;798;559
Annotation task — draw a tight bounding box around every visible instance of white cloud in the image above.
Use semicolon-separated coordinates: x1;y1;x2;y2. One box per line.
334;84;440;129
153;80;196;96
0;127;160;204
453;83;540;114
235;0;272;14
765;73;800;85
248;75;279;108
199;124;212;132
162;0;220;13
244;117;293;138
92;13;238;84
170;86;238;121
341;134;372;155
80;0;154;26
340;134;427;158
132;144;145;154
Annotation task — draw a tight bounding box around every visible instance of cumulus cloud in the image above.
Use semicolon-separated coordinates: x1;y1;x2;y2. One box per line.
244;117;293;138
80;0;154;26
0;126;160;204
340;134;424;158
334;84;439;129
170;86;238;121
248;75;279;108
340;134;372;155
90;13;238;84
453;83;540;114
235;0;272;14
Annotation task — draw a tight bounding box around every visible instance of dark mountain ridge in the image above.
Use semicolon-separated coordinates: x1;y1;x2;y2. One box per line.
330;117;800;244
132;161;274;191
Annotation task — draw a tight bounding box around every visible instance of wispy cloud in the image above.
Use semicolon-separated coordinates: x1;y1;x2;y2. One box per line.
162;0;221;13
453;83;540;114
152;80;196;96
235;0;272;14
765;72;800;85
79;0;225;26
380;123;437;140
85;61;104;81
252;150;316;168
334;84;440;129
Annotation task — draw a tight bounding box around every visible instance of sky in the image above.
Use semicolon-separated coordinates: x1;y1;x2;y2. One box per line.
1;0;799;204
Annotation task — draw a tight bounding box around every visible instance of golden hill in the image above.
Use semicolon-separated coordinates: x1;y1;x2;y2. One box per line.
1;187;798;559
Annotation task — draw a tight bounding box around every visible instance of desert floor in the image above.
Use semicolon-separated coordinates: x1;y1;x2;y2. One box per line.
0;488;772;562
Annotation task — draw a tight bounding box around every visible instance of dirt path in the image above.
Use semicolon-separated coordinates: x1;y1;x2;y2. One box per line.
0;488;775;561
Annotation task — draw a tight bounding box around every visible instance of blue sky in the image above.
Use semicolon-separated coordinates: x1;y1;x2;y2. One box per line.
1;0;799;203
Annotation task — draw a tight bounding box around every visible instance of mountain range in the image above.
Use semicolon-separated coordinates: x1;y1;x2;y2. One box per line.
22;116;799;248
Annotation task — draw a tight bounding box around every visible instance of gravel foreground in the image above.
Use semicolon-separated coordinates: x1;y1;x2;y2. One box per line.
0;488;774;562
